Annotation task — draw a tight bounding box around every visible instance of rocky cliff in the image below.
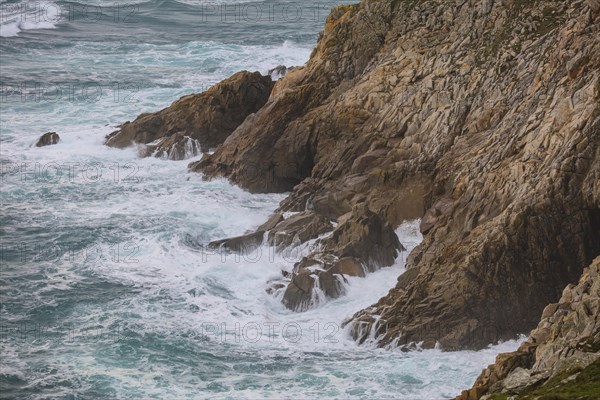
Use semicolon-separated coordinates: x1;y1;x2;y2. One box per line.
104;0;600;353
459;256;600;400
190;0;600;351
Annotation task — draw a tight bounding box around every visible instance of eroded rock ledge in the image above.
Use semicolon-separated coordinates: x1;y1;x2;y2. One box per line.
459;256;600;400
189;0;600;351
105;71;274;159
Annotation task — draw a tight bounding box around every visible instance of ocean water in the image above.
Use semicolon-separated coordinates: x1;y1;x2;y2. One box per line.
0;1;521;398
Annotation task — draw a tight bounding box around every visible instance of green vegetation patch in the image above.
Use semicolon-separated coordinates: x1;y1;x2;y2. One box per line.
487;359;600;400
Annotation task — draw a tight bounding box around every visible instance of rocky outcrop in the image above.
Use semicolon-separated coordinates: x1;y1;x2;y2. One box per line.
105;71;274;155
279;205;403;311
459;256;600;399
35;132;60;147
191;0;600;350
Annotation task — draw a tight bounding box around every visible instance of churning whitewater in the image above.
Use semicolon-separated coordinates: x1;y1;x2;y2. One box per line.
0;0;521;398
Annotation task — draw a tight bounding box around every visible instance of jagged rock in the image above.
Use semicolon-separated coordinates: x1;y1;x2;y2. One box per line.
105;71;274;152
267;211;333;249
458;257;600;399
319;205;404;273
35;132;60;147
257;212;284;232
152;133;201;161
279;206;402;311
282;269;345;312
192;0;599;350
282;270;315;311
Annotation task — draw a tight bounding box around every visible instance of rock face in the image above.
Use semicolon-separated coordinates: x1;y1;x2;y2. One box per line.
35;132;60;147
459;257;600;399
192;0;600;350
105;71;274;155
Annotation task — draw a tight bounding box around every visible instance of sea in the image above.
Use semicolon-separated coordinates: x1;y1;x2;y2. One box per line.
0;0;522;398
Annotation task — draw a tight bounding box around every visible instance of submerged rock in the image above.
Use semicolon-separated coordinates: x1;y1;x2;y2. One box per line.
35;132;60;147
208;231;265;254
105;71;274;153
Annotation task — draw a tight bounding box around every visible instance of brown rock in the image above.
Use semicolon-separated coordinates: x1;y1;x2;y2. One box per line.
330;257;365;277
106;71;274;152
282;269;345;312
458;257;600;399
35;132;60;147
187;0;600;352
152;133;201;161
257;213;284;232
320;205;404;273
267;211;333;249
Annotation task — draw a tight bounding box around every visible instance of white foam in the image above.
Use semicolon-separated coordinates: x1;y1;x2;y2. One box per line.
0;0;60;37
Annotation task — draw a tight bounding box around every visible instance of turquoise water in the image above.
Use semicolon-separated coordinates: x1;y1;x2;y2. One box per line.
0;1;521;398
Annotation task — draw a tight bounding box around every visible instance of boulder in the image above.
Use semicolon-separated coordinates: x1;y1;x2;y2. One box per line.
320;205;404;272
35;132;60;147
330;257;365;277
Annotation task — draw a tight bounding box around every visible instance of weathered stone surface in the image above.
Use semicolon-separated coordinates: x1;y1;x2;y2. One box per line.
279;206;403;311
35;132;60;147
191;0;599;349
106;71;274;152
330;257;365;278
257;212;284;232
318;205;404;273
458;257;600;399
282;269;345;312
267;211;333;249
151;133;201;161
